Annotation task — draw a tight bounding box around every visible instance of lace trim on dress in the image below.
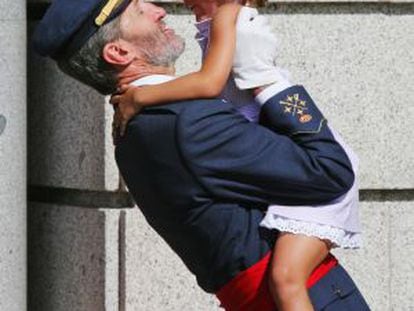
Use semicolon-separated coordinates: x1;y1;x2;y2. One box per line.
260;215;362;249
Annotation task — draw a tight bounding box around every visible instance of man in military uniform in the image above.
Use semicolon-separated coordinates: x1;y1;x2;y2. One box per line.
32;0;370;309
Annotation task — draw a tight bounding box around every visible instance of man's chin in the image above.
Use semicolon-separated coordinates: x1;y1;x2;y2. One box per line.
139;29;185;67
163;28;175;36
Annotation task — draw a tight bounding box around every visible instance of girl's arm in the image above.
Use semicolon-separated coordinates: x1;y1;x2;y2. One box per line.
124;3;242;106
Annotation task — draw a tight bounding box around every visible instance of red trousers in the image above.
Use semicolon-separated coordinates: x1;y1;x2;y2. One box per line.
216;252;338;311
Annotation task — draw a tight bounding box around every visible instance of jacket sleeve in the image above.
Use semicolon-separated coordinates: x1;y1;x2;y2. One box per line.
176;87;354;206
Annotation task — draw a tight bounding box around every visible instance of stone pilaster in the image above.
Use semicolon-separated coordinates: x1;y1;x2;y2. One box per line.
0;0;27;310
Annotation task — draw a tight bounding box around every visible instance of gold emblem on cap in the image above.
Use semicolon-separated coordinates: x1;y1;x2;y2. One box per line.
279;93;312;123
95;0;125;26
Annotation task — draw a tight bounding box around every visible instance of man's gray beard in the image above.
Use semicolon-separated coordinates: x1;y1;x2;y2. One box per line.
137;28;185;67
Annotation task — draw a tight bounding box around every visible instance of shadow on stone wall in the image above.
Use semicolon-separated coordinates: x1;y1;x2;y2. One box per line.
28;26;108;191
28;203;107;311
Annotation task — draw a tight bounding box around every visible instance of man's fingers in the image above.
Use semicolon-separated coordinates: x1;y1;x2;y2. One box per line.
113;108;127;137
119;84;130;93
112;108;123;145
120;120;128;137
110;95;120;105
112;120;119;145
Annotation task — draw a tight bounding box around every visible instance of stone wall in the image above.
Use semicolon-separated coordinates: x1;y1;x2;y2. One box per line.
26;1;413;311
0;0;26;310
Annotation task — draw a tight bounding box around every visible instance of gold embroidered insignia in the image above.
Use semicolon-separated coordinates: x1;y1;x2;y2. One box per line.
279;93;311;122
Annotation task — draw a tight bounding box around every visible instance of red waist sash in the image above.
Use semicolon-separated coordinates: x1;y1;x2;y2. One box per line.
216;253;338;311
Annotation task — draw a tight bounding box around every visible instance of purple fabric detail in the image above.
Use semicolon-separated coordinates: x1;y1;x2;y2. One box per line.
195;19;211;60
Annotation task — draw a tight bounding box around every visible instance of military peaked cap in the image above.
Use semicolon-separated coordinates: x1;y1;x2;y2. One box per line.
32;0;131;60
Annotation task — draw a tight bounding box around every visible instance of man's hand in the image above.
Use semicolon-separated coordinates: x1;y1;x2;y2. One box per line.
110;85;143;142
232;7;290;90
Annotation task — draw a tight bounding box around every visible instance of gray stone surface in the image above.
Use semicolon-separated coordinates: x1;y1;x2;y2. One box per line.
28;41;120;191
28;203;109;311
333;202;391;311
0;114;6;135
0;20;26;311
390;203;414;310
0;0;25;21
102;209;122;310
264;5;414;189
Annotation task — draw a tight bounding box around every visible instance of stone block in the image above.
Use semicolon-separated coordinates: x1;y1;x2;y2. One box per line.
0;21;26;155
0;195;26;311
0;21;26;197
332;200;414;310
0;20;26;311
102;209;123;310
334;201;414;311
28;38;120;191
390;202;414;310
0;0;25;21
28;203;122;311
0;191;26;311
124;207;221;311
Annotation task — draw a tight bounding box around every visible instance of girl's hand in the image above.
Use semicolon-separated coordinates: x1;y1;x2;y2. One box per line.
232;7;290;90
110;85;143;139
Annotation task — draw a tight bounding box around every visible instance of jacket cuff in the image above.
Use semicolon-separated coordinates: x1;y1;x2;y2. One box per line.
261;85;326;136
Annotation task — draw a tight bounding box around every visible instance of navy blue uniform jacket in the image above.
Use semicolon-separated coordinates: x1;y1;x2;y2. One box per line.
115;85;354;293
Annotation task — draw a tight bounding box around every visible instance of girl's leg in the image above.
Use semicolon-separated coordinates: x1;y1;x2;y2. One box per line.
268;232;331;311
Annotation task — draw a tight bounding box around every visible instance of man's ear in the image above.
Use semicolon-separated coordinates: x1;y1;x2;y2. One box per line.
102;41;134;66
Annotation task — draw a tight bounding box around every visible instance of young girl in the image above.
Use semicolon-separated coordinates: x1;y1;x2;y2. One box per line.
111;2;361;310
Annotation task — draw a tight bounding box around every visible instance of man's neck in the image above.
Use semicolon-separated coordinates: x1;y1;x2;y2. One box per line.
117;62;175;86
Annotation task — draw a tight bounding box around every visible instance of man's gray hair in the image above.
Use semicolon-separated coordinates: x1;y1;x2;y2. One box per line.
58;17;122;95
